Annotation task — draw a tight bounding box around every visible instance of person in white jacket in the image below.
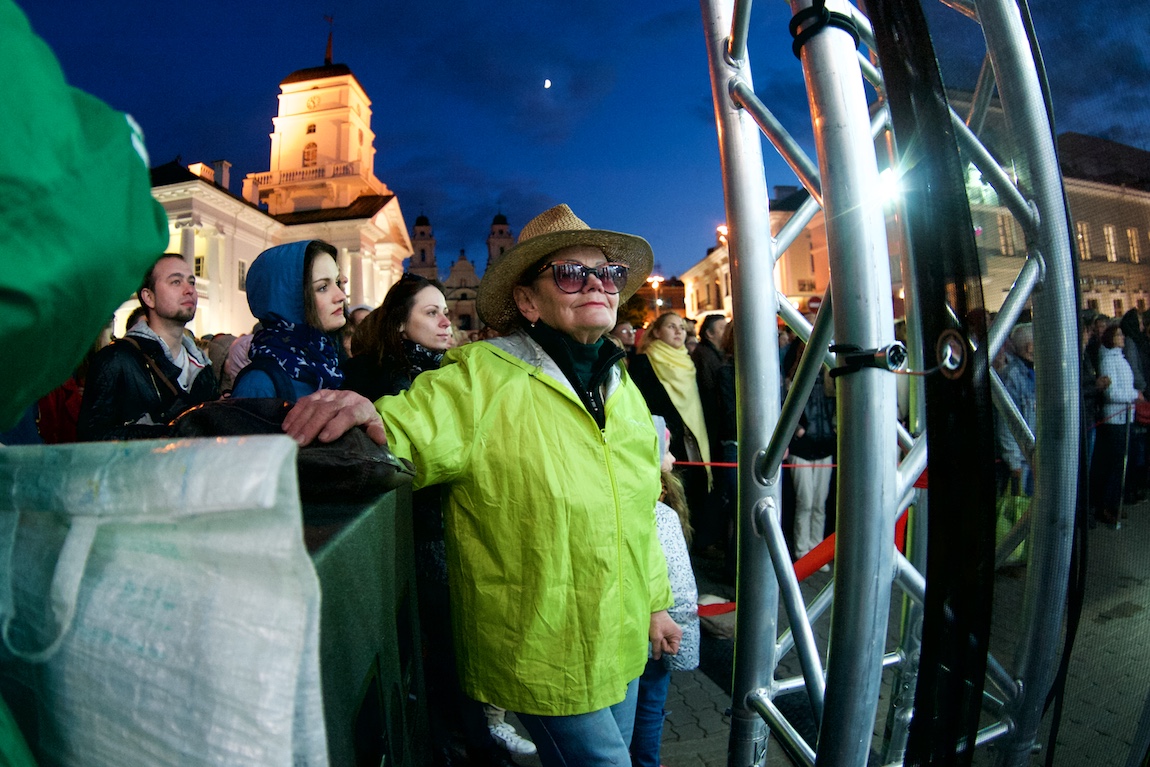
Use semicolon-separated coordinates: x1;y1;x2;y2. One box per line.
1092;324;1142;525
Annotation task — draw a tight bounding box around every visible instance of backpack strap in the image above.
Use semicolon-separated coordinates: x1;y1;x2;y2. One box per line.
233;357;298;403
119;337;181;399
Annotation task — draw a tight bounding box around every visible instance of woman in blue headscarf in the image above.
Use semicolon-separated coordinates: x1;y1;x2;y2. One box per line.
231;240;348;402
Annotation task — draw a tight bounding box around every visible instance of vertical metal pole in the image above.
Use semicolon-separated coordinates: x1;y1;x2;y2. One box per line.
788;0;899;764
700;1;781;765
878;111;929;765
976;0;1080;763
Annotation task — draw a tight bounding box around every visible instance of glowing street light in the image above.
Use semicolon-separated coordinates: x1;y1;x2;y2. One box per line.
647;274;665;309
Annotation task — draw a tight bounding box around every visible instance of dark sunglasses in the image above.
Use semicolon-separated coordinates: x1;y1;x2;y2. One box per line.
536;261;630;294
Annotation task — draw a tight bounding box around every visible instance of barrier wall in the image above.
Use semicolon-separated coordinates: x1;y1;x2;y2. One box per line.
307;487;429;767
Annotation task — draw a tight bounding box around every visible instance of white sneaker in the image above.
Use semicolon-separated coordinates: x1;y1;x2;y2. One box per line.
489;721;537;756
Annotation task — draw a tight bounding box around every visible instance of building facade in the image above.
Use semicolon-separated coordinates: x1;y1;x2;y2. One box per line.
126;54;413;338
442;250;481;332
1059;134;1150;318
682;186;829;319
681;132;1150;324
1070;177;1150;317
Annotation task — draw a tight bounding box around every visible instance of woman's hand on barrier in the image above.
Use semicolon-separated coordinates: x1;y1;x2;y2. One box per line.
282;389;388;447
649;609;682;660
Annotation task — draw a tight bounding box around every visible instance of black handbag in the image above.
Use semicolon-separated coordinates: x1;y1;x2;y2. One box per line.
169;398;415;502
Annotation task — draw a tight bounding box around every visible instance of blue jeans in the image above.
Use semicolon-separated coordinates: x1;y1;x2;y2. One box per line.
516;678;639;766
630;658;672;767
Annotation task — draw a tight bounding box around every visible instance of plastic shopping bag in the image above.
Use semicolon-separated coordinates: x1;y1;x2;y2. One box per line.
995;491;1030;567
0;436;328;767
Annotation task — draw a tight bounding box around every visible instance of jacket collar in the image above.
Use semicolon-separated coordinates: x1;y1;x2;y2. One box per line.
484;330;624;402
126;319;208;366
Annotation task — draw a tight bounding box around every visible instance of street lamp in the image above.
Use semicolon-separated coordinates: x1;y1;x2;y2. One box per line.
648;272;667;303
647;274;665;314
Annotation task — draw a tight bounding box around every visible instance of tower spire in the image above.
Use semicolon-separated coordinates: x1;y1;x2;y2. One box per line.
324;15;334;65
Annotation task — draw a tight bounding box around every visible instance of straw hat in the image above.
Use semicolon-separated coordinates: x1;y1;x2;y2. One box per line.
476;204;654;332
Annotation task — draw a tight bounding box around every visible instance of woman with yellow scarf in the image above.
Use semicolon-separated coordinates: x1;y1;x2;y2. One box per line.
629;312;716;554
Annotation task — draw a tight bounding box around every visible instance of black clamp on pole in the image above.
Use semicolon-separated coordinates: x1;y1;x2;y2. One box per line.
829;341;908;379
789;0;861;59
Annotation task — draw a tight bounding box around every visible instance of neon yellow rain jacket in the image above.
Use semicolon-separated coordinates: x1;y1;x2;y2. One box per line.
376;331;673;716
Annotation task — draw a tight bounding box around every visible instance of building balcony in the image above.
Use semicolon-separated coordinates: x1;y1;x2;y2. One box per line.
248;161;363;188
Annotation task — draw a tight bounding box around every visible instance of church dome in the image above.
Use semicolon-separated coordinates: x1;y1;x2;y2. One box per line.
492;213;509;226
415;214;430;227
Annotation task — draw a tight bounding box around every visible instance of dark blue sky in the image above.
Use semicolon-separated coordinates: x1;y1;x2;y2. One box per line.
19;0;1149;279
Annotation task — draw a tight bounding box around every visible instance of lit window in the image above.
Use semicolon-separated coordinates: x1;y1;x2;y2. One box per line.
306;124;316;134
303;142;318;168
1104;225;1118;262
1114;298;1124;317
1076;221;1091;260
238;260;247;291
1128;227;1141;264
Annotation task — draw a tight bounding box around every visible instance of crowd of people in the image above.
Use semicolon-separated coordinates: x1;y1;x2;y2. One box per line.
3;205;702;766
8;208;851;767
34;172;1084;762
988;306;1147;534
19;191;1125;762
1078;309;1150;526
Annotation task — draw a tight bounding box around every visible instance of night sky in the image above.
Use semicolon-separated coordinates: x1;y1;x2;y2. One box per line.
18;0;1150;279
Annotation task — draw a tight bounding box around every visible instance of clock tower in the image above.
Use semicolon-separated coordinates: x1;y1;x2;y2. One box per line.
409;214;439;281
239;47;412;311
242;59;388;214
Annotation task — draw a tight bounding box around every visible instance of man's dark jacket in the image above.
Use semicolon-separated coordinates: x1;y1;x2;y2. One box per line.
77;336;218;440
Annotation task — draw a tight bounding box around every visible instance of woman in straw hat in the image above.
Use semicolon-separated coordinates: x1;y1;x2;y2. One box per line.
282;204;682;765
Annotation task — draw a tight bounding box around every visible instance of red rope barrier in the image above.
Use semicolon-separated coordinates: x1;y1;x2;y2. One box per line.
1089;405;1136;430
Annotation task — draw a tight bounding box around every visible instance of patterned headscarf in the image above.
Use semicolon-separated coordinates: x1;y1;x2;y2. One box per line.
249;317;344;391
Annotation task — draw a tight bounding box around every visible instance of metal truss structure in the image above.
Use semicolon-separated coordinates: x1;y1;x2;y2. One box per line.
700;0;1079;763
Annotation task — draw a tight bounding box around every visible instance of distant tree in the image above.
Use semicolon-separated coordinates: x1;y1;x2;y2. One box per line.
618;293;648;327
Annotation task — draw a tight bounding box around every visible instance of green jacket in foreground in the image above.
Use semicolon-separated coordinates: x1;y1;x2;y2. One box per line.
1;0;169;429
376;331;673;716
